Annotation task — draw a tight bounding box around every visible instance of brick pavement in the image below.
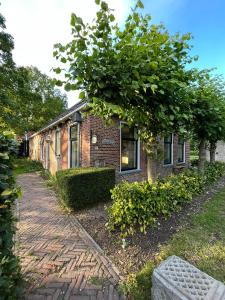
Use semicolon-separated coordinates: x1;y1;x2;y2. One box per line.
16;173;123;300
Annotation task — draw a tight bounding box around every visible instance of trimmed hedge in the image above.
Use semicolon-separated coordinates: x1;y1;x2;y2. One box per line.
56;167;115;210
0;131;22;299
107;162;225;237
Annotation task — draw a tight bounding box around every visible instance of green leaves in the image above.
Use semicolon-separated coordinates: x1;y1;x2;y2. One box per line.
0;131;23;298
79;91;86;99
136;0;144;9
108;163;225;237
70;13;76;27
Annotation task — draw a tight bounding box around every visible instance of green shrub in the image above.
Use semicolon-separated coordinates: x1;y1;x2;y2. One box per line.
56;167;115;210
108;162;225;237
13;158;43;175
0;132;23;299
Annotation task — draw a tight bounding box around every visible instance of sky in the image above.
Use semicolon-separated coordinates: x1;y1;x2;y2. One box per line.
1;0;225;107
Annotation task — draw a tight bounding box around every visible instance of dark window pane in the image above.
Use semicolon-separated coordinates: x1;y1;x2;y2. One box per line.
178;137;185;163
164;134;172;165
55;131;60;156
71;140;79;167
164;134;172;143
70;125;79;140
121;140;137;170
70;124;80;167
121;124;138;171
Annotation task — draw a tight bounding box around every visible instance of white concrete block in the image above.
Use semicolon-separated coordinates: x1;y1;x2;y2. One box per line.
152;255;225;300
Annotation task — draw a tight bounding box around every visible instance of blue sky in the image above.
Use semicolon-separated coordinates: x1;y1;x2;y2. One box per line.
1;0;225;106
142;0;225;75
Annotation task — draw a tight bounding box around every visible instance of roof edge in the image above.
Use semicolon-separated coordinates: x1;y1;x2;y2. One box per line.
30;101;87;139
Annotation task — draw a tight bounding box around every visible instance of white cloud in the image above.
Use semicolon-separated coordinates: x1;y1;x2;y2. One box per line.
1;0;132;107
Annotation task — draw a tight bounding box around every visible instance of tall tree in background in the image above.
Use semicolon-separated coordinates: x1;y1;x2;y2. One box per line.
0;12;68;134
190;71;225;168
0;12;16;130
8;66;68;134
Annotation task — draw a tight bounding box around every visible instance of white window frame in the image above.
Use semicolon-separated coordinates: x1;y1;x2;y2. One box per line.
163;133;174;166
119;121;141;173
40;140;44;161
55;128;61;157
177;137;186;164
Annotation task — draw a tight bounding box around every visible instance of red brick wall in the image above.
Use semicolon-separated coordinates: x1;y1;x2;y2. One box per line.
87;115;148;183
60;123;69;170
80;117;91;167
147;135;190;181
29;113;190;181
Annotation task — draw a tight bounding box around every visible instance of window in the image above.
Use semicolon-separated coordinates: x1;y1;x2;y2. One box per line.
121;124;139;171
178;136;185;163
55;130;61;156
164;134;173;165
40;140;44;160
70;124;80;168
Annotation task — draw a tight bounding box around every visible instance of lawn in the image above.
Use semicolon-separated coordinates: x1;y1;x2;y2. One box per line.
122;185;225;299
13;158;43;175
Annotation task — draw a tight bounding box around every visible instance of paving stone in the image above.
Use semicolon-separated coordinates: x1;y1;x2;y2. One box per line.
16;173;123;300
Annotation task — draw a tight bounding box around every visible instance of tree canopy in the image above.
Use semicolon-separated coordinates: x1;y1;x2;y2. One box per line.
54;0;197;146
0;12;68;134
8;66;68;134
0;12;16;130
54;0;225;168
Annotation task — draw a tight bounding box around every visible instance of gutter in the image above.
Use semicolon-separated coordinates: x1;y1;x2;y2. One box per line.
29;102;87;139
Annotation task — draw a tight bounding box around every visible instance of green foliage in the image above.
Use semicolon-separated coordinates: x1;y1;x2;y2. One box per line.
0;131;23;298
55;167;115;210
13;158;43;176
0;12;67;134
121;183;225;299
108;162;225;237
5;66;68;134
54;0;196;148
191;71;225;144
0;13;16;130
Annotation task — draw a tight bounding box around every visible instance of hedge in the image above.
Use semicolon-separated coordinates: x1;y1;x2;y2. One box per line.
56;167;115;210
107;162;225;237
0;131;22;299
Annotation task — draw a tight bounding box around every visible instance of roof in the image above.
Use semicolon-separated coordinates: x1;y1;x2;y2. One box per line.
30;100;87;138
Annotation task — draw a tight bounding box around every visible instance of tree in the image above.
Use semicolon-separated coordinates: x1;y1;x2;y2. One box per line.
190;70;225;168
54;0;197;155
3;66;68;134
0;12;16;130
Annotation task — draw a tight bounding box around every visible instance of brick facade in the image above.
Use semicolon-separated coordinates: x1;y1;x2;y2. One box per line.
29;106;190;182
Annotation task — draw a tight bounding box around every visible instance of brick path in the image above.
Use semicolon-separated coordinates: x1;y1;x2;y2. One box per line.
16;173;123;300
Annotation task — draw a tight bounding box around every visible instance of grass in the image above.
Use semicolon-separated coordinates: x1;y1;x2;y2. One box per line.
13;158;43;175
122;185;225;299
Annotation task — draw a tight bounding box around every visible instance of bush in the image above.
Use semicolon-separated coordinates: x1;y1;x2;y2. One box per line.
56;167;115;210
108;162;225;237
13;158;43;175
0;132;23;298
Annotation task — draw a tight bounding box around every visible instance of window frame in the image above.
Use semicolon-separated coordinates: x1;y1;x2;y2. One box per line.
177;136;185;164
69;123;80;168
163;133;173;166
40;140;44;161
120;121;140;173
55;129;61;157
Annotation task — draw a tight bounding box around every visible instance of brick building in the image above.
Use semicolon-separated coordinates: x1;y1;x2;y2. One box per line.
29;100;190;182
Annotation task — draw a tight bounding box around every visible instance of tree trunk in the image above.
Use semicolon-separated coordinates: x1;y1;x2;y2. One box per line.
209;142;216;164
198;139;206;171
147;156;156;182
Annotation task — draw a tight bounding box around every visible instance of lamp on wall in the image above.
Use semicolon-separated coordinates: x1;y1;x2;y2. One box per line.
45;135;52;143
91;131;98;144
